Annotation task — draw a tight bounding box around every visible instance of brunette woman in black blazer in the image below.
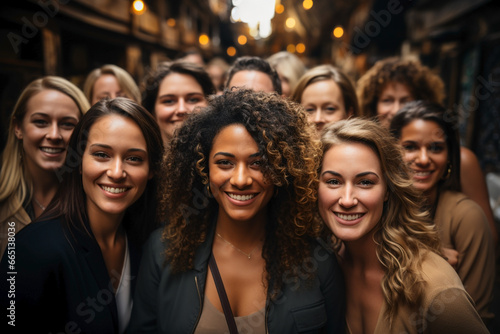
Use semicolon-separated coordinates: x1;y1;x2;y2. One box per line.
0;98;163;333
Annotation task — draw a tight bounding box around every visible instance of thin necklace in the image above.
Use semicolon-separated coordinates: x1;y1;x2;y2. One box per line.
216;232;260;260
33;197;46;211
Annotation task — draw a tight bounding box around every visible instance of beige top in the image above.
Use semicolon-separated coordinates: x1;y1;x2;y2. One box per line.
194;295;266;334
0;200;31;259
434;190;495;322
360;251;488;334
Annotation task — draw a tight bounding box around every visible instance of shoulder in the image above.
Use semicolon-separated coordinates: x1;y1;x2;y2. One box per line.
419;251;464;292
460;147;480;170
437;190;484;215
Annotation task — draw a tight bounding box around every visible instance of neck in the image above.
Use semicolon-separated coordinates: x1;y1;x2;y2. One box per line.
424;187;439;211
87;207;125;249
342;231;381;271
215;211;267;248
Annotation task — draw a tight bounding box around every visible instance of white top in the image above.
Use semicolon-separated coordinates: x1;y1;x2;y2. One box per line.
115;236;132;334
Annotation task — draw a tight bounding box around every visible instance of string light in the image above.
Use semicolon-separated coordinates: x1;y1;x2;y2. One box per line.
132;0;145;15
333;26;344;38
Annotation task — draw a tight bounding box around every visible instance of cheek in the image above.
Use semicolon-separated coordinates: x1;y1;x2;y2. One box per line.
154;104;175;120
318;186;336;212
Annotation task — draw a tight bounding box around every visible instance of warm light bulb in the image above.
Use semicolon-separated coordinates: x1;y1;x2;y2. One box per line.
238;35;247;45
286;18;296;29
199;34;210;45
296;43;306;53
227;46;237;57
276;4;285;14
167;18;176;27
303;0;313;10
132;0;145;14
287;44;296;53
333;26;344;38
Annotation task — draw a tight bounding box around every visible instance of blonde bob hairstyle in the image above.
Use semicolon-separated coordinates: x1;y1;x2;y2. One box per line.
0;76;90;226
291;64;359;117
83;64;141;104
267;51;307;94
319;118;441;323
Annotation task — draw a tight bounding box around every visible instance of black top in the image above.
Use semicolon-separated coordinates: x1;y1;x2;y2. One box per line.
0;217;141;334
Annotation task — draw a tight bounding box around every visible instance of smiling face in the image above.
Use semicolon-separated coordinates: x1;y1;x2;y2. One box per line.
318;142;387;243
301;79;349;133
154;73;207;143
92;74;125;105
208;124;274;224
14;89;80;176
376;81;414;128
82;114;152;221
399;119;448;199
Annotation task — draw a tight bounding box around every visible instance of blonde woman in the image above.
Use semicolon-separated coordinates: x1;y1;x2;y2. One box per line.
317;118;488;333
0;76;90;258
267;51;307;97
83;64;141;105
291;64;359;134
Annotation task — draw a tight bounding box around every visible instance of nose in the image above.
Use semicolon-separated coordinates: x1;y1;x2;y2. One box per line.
339;183;358;208
177;98;188;115
313;109;323;124
415;148;430;166
230;164;252;189
107;158;126;180
46;123;62;141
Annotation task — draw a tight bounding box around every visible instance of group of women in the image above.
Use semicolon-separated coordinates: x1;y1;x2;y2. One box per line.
0;53;496;333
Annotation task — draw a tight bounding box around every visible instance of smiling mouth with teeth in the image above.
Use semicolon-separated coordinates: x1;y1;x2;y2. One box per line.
335;213;364;221
41;147;64;154
101;185;128;194
227;193;256;201
413;171;432;176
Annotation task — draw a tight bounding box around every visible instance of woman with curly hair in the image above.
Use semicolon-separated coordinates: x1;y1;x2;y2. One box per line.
317;118;488;333
356;57;498;246
128;89;345;333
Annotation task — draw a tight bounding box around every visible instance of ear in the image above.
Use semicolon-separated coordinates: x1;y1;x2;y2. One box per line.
347;107;354;118
14;122;23;139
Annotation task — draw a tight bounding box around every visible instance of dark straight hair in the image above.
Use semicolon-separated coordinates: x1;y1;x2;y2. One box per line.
389;100;461;193
40;97;164;245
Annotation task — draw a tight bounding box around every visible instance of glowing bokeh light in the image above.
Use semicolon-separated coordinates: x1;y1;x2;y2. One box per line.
296;43;306;53
199;34;210;45
227;46;237;57
303;0;313;10
238;35;248;45
333;26;344;38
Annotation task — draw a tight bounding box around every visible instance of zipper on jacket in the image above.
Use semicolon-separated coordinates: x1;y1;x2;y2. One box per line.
191;275;203;334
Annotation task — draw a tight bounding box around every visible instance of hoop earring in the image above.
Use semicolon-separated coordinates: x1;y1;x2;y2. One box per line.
442;164;452;180
206;184;212;196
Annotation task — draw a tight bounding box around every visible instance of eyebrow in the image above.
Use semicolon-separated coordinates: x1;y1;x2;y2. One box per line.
30;113;79;121
89;143;147;154
212;151;261;159
321;170;380;179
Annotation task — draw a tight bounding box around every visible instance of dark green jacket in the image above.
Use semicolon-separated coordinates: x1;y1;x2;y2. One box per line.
127;225;345;333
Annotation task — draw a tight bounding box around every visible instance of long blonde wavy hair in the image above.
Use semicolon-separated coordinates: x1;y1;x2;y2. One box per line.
0;76;90;224
319;118;442;324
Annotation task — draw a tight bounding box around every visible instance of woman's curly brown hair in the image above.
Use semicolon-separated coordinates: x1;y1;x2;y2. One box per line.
357;57;445;118
159;89;322;296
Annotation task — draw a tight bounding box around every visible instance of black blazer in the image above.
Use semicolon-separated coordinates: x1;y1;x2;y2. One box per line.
0;217;141;333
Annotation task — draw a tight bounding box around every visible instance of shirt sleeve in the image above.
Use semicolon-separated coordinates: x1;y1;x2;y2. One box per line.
426;288;489;334
450;198;495;322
